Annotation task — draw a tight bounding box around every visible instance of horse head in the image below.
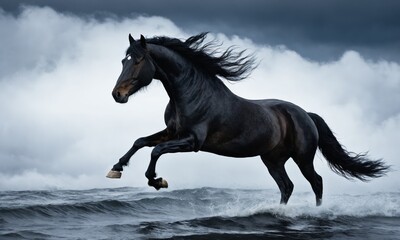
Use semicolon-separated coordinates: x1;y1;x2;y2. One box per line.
112;34;155;103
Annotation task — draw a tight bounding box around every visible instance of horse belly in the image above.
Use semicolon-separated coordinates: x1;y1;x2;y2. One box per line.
202;144;265;158
201;128;280;158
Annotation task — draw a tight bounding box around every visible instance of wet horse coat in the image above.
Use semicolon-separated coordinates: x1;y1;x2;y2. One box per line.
107;33;389;205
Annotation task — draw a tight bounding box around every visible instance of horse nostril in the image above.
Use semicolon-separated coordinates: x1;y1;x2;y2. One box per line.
112;89;128;103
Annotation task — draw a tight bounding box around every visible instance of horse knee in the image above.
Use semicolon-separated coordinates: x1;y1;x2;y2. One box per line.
151;148;160;160
134;137;147;148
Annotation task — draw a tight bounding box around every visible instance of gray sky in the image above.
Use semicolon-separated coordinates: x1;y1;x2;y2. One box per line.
2;0;400;61
0;2;399;194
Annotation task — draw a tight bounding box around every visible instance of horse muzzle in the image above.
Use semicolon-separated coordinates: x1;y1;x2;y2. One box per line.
112;88;130;103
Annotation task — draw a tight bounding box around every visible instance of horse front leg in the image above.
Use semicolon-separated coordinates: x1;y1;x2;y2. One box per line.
106;129;171;178
145;134;198;190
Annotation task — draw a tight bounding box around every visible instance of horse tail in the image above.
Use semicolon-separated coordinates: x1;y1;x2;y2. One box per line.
307;112;389;181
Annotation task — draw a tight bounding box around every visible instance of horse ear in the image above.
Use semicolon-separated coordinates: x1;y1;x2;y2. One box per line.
140;34;147;49
129;34;135;45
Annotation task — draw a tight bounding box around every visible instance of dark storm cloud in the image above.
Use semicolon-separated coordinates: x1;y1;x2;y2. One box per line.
1;0;400;61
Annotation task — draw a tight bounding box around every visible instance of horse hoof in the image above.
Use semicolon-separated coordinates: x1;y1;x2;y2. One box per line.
106;170;122;179
160;178;168;188
151;178;168;190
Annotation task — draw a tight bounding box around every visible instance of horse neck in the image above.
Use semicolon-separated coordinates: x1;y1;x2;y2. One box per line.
148;44;235;109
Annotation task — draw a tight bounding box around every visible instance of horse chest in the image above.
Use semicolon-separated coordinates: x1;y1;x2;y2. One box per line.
165;101;205;135
165;105;190;135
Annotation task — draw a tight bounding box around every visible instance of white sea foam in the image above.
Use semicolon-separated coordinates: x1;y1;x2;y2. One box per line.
206;190;400;219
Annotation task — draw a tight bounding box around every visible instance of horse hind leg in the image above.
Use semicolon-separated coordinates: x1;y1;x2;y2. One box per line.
293;152;323;206
261;154;293;204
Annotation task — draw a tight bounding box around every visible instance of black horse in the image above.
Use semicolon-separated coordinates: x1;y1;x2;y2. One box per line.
107;33;389;206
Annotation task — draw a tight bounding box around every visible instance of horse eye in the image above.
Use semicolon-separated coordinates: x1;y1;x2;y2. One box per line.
127;55;132;61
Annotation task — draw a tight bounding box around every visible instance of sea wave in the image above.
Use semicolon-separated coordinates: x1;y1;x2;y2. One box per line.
1;188;399;219
1;188;399;239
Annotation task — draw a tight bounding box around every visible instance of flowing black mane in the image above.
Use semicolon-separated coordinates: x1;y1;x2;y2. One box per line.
145;33;256;81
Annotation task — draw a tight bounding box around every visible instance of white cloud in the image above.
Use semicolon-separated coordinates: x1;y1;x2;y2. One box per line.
0;6;399;195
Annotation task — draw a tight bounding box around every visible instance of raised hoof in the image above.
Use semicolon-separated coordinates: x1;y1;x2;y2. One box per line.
159;178;168;189
149;178;168;190
106;170;122;179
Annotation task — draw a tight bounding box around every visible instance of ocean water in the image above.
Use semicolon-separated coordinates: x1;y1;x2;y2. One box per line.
0;187;399;240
